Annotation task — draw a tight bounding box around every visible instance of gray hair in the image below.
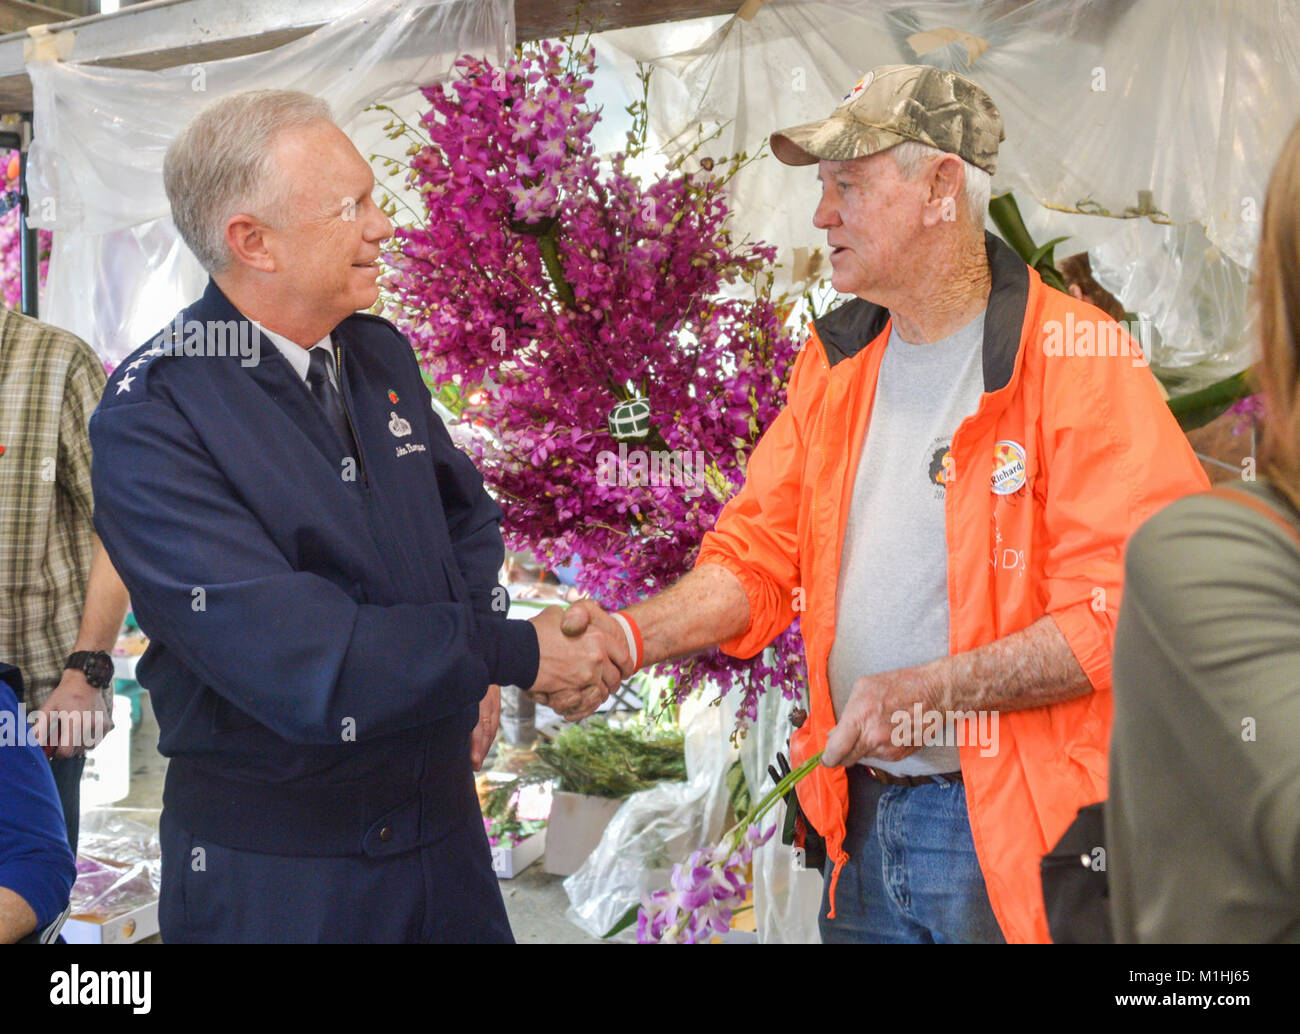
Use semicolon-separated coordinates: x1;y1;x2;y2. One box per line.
164;89;333;274
888;140;990;229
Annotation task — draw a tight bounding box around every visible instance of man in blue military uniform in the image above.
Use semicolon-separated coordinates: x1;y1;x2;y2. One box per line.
89;90;628;943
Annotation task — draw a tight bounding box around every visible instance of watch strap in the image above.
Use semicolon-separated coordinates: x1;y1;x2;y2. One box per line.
66;650;114;689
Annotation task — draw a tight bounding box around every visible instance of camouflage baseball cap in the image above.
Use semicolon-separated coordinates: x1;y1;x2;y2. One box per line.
770;64;1004;175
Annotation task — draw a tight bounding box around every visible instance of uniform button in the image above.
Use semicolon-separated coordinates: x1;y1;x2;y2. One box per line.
379;826;393;842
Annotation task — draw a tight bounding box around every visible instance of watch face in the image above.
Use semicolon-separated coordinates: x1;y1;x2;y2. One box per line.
85;653;114;688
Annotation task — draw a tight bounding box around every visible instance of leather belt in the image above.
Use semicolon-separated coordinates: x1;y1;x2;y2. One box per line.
863;766;963;787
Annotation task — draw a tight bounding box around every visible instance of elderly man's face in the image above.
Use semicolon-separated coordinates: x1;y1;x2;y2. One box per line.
813;152;926;301
264;121;392;324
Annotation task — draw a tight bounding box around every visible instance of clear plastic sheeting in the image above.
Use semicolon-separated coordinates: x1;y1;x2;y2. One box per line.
25;0;512;365
77;808;161;869
737;671;823;944
1089;219;1255;388
1015;196;1255;384
71;809;161;919
43;218;210;372
563;693;737;942
595;0;1298;374
71;858;156;919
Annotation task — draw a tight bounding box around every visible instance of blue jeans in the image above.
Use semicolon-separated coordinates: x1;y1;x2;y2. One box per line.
818;765;1005;943
48;754;86;854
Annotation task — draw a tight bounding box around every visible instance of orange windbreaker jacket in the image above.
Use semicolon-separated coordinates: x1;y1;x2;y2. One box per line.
695;234;1210;943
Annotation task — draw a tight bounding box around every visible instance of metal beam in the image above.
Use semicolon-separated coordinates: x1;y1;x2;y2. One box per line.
517;0;738;41
18;119;37;316
0;1;71;36
0;0;740;112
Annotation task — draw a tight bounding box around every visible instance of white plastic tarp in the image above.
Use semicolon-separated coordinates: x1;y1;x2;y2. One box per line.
595;0;1300;377
26;0;512;365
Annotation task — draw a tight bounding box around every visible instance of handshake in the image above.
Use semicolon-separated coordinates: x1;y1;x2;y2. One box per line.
524;602;639;722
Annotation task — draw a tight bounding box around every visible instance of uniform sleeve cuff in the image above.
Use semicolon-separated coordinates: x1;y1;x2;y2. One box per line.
475;616;539;690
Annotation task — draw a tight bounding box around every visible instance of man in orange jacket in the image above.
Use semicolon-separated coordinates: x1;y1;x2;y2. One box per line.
565;65;1209;942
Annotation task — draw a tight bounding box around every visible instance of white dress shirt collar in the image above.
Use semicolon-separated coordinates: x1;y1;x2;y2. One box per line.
255;322;335;387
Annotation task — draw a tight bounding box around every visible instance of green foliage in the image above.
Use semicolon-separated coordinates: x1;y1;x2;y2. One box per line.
987;193;1069;293
487;816;546;848
1027;235;1071;273
603;904;640;939
1166;370;1254;431
480;779;517;820
418;365;466;419
480;781;546;847
536;718;687;798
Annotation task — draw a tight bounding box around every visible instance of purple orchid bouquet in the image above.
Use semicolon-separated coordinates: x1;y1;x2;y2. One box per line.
637;824;775;943
379;40;807;727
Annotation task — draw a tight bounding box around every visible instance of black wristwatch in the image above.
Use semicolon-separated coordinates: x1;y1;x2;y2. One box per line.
66;650;114;691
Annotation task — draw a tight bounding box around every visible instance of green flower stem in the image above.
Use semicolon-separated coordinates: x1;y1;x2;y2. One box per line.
724;750;823;845
528;223;648;419
536;227;577;309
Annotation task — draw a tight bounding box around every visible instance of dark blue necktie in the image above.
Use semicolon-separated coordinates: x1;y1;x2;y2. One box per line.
305;345;353;451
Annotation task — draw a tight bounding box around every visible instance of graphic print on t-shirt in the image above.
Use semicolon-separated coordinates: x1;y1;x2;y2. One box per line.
927;436;954;499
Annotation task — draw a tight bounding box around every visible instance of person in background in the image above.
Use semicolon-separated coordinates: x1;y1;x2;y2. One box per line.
1108;120;1300;943
1057;252;1127;323
0;663;77;943
0;303;131;852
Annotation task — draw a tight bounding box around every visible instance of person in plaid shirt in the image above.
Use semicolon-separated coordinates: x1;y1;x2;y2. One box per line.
0;304;129;851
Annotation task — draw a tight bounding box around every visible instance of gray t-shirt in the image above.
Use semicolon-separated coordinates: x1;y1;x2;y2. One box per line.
827;310;986;775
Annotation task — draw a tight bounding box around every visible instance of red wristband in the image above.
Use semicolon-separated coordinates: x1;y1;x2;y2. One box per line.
615;611;644;671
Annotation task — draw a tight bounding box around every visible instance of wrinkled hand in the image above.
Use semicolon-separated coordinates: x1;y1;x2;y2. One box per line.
31;670;113;760
526;606;623;722
822;670;919;768
470;683;500;772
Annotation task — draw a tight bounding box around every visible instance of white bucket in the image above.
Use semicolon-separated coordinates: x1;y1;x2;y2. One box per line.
79;695;133;810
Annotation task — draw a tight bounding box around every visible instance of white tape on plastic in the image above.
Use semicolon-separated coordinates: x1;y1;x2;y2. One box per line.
906;26;990;64
24;24;75;63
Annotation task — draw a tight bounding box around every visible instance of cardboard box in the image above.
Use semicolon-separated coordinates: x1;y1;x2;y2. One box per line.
491;828;546;879
62;899;159;945
543;791;625;876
